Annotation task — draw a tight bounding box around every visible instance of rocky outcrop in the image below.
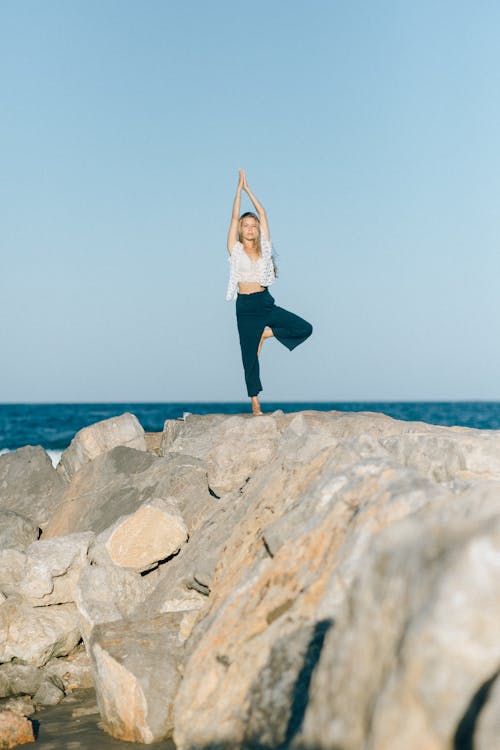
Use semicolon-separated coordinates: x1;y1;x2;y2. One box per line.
4;409;500;749
0;446;66;529
56;412;146;481
0;599;80;667
0;512;39;553
44;446;184;538
89;612;186;743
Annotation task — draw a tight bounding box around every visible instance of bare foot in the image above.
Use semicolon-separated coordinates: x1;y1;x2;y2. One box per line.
251;396;263;415
258;327;274;357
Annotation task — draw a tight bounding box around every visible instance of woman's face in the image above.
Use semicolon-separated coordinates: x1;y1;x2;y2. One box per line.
240;217;259;241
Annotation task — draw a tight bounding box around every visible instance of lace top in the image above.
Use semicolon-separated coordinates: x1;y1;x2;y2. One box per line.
226;234;276;301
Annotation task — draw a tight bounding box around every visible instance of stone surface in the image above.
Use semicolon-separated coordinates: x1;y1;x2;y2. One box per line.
0;599;81;667
162;413;282;496
89;613;185;743
0;512;39;553
43;645;94;693
96;497;187;572
32;676;65;707
0;698;34;718
0;446;66;529
0;711;34;748
300;505;500;750
45;447;183;538
57;412;146;482
74;562;162;642
0;551;25;598
0;666;41;701
18;533;93;606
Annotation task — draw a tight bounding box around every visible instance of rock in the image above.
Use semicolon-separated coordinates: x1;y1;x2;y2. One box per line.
94;497;187;573
160;414;229;458
0;551;27;598
44;447;182;538
172;443;449;750
0;513;39;553
162;413;282;496
0;599;81;667
0;710;34;748
300;507;500;750
43;645;94;693
0;697;34;717
0;666;41;700
32;675;65;707
74;562;162;641
18;533;93;606
89;613;186;743
57;412;146;482
0;446;67;529
475;671;500;750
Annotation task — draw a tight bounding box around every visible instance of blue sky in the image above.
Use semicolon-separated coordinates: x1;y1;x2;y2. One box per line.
2;0;499;402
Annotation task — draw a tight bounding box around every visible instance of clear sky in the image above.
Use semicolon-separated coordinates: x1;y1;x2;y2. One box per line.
2;0;499;403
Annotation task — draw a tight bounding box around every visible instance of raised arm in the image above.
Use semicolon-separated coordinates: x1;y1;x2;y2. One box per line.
242;173;270;241
227;170;244;253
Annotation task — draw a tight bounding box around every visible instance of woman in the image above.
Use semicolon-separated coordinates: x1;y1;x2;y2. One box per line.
227;169;313;415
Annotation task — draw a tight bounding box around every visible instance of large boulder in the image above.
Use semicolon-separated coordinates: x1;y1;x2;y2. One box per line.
162;414;281;496
0;512;39;553
45;447;180;538
0;666;41;700
172;419;447;750
0;446;67;529
74;561;163;642
0;710;34;748
0;551;27;598
93;497;187;573
17;533;93;606
0;599;81;667
299;496;500;750
89;612;186;743
57;412;146;482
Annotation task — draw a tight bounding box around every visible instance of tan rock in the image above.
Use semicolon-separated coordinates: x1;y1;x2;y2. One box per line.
57;412;146;481
89;613;185;743
19;533;93;606
0;599;80;667
99;498;187;572
0;710;34;748
45;447;176;538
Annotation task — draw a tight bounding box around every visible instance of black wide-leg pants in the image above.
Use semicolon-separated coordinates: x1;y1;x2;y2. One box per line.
236;288;313;397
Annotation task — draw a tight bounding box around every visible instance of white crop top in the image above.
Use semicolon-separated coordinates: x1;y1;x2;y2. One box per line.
226;234;276;301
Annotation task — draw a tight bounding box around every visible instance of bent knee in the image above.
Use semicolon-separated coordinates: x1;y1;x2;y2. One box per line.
304;322;313;338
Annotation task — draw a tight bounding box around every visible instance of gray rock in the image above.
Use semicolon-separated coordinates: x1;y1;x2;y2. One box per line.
89;612;186;743
0;664;42;699
476;671;500;750
0;598;81;667
74;561;162;642
162;413;282;496
0;550;25;598
45;446;182;538
0;695;35;716
300;508;500;750
57;412;146;481
0;446;67;529
43;645;94;693
19;532;93;606
33;675;65;707
0;511;39;552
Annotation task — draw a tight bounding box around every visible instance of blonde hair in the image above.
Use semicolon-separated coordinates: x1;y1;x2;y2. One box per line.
238;212;262;256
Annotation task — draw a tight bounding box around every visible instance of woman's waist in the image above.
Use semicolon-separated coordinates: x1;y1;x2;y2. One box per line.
237;281;267;294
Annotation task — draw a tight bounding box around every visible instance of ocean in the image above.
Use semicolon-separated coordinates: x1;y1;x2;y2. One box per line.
2;402;500;465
